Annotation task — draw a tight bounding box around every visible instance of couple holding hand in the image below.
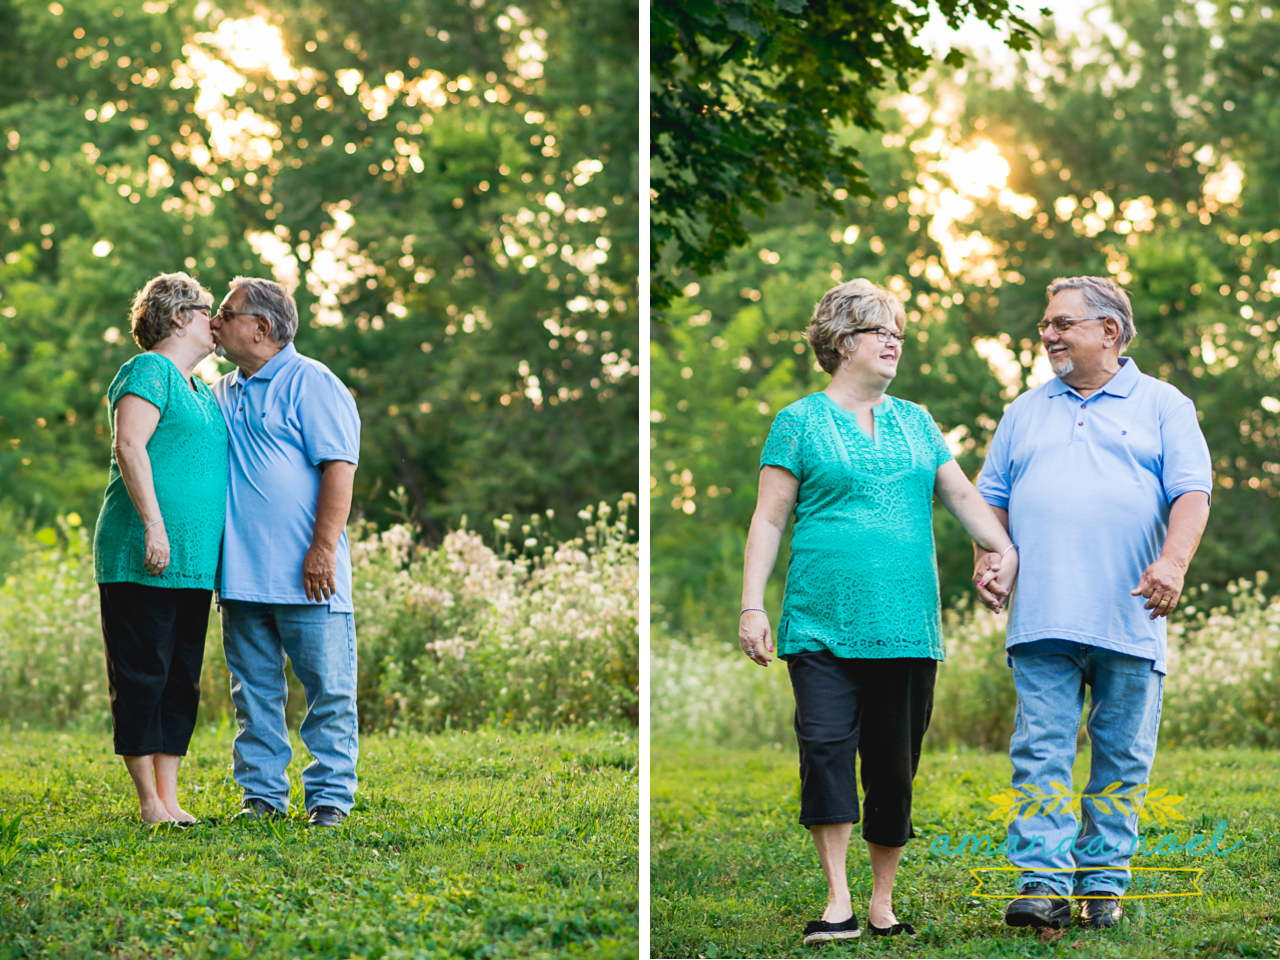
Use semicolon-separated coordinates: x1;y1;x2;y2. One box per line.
740;275;1212;943
93;272;361;828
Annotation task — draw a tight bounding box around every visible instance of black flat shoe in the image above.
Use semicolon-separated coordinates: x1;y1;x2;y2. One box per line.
1005;883;1071;929
802;913;861;945
868;921;916;937
1078;897;1123;929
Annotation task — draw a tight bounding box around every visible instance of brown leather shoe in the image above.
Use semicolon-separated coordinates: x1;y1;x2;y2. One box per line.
1005;883;1071;928
1078;897;1123;929
234;798;284;822
307;805;348;828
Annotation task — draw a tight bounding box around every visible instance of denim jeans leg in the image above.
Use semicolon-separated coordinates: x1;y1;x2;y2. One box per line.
1073;650;1163;896
1007;640;1086;897
221;600;292;812
276;605;359;813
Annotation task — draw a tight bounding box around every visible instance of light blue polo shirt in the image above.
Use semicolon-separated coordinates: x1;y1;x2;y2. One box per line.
976;358;1212;673
211;343;362;613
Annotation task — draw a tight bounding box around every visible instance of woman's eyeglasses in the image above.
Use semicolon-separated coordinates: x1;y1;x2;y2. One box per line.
855;326;906;345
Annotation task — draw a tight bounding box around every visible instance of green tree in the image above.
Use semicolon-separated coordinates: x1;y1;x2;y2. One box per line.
0;0;637;545
652;0;1280;642
650;0;1046;307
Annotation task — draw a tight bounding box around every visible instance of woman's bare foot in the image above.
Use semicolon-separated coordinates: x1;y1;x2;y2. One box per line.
821;899;855;923
867;899;898;929
163;800;197;822
140;799;177;824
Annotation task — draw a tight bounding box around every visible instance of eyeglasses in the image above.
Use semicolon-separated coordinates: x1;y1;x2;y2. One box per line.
854;326;906;345
1037;316;1109;335
214;309;263;323
187;305;211;315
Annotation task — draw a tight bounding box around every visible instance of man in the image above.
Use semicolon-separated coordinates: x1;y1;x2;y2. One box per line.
209;277;361;828
973;276;1212;929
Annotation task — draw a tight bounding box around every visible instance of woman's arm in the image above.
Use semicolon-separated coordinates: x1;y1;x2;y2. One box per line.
740;465;800;666
935;460;1017;611
113;394;169;576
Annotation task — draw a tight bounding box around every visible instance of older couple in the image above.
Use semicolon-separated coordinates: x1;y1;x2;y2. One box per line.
93;273;362;828
741;275;1211;944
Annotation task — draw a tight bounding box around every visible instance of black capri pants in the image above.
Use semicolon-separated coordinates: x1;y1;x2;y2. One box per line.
98;581;211;757
787;649;937;846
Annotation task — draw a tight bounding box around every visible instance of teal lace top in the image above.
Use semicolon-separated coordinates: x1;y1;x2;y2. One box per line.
93;352;229;590
760;392;954;660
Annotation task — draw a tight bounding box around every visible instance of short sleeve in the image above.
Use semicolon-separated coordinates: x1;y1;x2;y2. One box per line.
1159;397;1213;504
297;366;362;466
976;410;1014;510
923;413;955;471
109;353;171;417
761;404;805;481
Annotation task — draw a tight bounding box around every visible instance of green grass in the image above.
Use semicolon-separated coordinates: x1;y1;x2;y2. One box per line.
651;744;1280;958
0;726;638;959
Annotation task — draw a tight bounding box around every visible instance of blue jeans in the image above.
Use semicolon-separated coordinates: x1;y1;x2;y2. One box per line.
221;600;359;813
1007;639;1163;897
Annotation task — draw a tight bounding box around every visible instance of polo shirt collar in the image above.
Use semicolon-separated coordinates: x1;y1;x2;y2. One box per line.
234;342;297;385
1047;356;1139;400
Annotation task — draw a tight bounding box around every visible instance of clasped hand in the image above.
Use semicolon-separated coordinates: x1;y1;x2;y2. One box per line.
973;549;1018;613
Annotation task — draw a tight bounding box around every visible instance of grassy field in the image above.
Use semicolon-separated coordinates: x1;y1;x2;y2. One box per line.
0;725;638;959
651;744;1280;959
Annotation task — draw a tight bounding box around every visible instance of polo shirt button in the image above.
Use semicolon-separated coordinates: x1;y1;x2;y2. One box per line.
1078;421;1084;426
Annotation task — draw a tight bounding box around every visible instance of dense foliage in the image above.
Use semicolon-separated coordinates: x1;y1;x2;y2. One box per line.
0;0;638;543
0;502;638;731
650;0;1044;306
652;0;1280;645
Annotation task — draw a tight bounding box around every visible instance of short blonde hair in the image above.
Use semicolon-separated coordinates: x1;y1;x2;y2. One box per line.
806;278;907;374
129;272;213;350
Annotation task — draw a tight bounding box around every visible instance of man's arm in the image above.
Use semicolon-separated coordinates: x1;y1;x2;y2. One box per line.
1131;491;1211;619
303;460;357;602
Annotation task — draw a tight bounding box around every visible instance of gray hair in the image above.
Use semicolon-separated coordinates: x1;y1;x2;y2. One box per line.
129;272;213;350
806;278;907;374
229;276;299;344
1046;276;1135;351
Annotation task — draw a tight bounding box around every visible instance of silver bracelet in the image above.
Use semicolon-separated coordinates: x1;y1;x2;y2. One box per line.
740;607;766;616
1002;543;1018;556
143;518;164;531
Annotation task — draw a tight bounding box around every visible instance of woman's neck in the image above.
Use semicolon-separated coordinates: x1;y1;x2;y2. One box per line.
823;367;891;413
151;336;209;384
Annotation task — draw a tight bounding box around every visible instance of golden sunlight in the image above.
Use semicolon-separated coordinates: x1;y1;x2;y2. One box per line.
202;16;298;81
939;140;1009;198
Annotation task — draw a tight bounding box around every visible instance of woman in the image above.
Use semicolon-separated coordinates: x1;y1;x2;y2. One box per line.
739;278;1017;944
93;272;229;824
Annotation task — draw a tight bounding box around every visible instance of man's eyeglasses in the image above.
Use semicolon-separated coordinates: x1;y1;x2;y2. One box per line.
1037;316;1109;335
214;309;263;323
855;326;907;345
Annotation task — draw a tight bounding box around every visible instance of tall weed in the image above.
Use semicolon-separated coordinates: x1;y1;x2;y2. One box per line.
0;500;638;732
